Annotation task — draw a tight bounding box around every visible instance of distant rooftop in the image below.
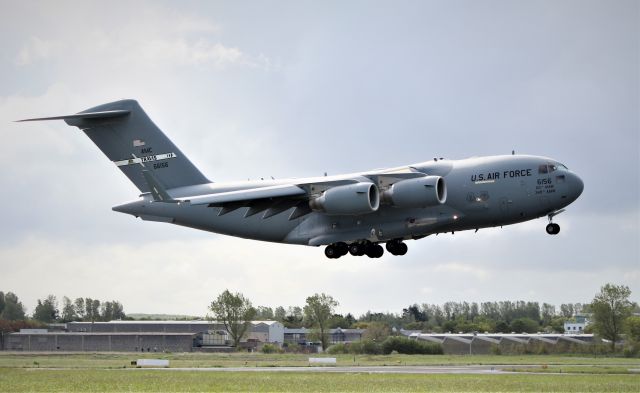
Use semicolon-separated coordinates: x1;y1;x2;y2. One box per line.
67;320;281;326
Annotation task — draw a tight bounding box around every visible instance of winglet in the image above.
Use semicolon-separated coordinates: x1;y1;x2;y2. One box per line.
142;170;175;203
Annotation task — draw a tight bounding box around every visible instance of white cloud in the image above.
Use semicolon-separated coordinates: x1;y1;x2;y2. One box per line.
0;1;637;318
12;8;272;72
433;262;490;280
14;37;63;66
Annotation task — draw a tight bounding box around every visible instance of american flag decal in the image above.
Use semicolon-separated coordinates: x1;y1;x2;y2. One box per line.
133;139;145;147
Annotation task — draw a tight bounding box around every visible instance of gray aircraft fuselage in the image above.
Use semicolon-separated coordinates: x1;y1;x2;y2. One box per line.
20;99;584;259
114;155;583;247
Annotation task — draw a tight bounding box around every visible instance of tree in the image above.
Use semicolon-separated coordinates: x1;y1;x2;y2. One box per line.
283;306;304;328
590;284;634;352
255;306;274;320
111;301;126;320
0;292;26;321
362;322;391;342
549;316;567;333
509;317;539;333
274;306;286;322
33;295;59;323
91;299;101;322
84;298;93;321
101;301;114;321
0;291;5;316
74;298;86;320
625;316;640;343
303;293;338;351
209;290;256;347
60;297;77;322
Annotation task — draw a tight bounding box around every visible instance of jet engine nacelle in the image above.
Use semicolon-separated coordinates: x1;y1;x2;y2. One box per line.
309;182;380;215
382;176;447;208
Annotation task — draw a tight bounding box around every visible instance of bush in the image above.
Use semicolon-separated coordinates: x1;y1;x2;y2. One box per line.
381;337;443;355
361;340;383;355
326;343;348;354
623;345;639;358
261;343;281;354
348;341;363;354
345;340;383;355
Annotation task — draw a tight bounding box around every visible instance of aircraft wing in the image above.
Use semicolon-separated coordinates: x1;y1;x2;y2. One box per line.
183;184;307;206
151;168;430;220
182;171;424;207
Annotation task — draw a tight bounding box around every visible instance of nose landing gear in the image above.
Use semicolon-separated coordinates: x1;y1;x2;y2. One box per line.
546;223;560;235
546;210;564;235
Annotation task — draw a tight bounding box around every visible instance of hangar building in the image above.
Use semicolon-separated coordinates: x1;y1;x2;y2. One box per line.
3;321;284;352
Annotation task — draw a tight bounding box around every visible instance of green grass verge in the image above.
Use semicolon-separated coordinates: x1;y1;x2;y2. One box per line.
0;369;639;393
507;365;639;374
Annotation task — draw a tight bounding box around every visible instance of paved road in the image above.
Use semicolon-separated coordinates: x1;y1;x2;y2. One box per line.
139;365;509;374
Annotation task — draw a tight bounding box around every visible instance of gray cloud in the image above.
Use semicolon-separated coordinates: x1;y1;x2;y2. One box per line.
1;0;637;315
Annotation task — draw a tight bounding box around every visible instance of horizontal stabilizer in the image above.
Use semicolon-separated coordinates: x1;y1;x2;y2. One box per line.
16;109;131;122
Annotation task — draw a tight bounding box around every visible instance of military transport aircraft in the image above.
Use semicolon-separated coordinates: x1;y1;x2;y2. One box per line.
19;100;584;259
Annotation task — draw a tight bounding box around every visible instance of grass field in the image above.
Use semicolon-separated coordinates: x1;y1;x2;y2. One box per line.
0;369;639;392
0;353;638;392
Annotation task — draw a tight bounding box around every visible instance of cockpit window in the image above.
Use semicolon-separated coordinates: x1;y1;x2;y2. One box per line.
549;164;557;172
538;164;548;174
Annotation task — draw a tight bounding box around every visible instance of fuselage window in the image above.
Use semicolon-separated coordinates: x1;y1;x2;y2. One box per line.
538;164;548;174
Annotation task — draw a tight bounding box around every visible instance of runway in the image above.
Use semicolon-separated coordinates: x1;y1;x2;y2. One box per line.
138;365;510;374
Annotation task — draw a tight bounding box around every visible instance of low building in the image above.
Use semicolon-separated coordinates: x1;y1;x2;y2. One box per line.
409;333;594;355
564;315;590;334
3;320;285;352
66;320;284;343
283;327;365;345
5;331;194;352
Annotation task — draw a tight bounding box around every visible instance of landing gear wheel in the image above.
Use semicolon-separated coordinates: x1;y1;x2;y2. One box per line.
335;242;348;256
324;245;339;259
349;243;365;256
386;240;408;256
366;244;384;258
545;223;560;235
397;242;408;255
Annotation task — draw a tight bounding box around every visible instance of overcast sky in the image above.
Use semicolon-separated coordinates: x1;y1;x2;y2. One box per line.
1;0;638;317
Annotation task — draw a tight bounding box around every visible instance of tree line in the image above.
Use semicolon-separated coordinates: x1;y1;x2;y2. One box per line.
2;284;638;353
0;292;126;324
212;284;639;354
251;300;586;334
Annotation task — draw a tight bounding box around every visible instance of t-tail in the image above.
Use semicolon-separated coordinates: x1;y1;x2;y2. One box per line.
18;99;210;193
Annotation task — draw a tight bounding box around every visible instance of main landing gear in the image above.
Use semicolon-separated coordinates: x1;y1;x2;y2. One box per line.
325;240;408;259
385;239;408;256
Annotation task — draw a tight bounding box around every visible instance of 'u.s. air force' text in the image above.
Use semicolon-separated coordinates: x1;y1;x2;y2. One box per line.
471;169;532;182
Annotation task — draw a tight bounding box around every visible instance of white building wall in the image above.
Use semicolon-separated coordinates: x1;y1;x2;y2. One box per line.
269;322;284;343
564;322;586;334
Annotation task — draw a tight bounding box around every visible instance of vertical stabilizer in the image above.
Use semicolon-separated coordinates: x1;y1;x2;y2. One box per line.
21;100;210;192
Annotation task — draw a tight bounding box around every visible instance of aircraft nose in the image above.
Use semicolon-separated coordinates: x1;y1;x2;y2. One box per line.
569;172;584;201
